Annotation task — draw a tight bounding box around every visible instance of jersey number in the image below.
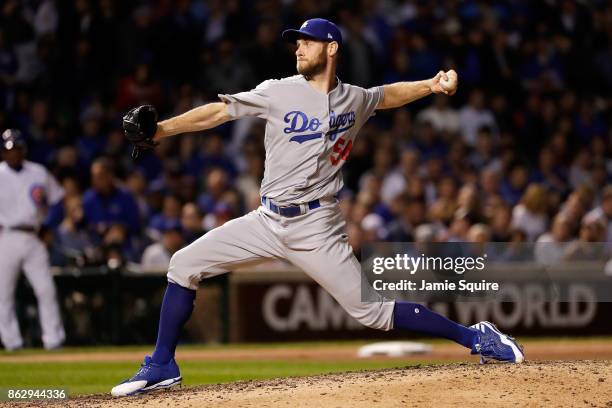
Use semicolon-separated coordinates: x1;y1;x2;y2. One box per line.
330;137;353;166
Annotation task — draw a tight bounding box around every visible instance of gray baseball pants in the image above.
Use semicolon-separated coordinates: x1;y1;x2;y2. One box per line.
167;202;394;330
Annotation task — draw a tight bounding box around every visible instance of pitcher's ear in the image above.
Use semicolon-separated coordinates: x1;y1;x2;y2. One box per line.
328;41;339;57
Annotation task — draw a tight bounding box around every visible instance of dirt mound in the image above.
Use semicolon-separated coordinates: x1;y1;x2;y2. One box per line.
16;360;611;407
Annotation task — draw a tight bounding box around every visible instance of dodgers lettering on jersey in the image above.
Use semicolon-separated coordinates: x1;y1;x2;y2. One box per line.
0;161;64;228
283;111;323;143
219;75;383;205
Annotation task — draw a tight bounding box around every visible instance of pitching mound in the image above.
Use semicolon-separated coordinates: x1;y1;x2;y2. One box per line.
21;360;609;407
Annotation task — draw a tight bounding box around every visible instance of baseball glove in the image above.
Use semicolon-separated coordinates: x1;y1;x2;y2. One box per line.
122;105;159;159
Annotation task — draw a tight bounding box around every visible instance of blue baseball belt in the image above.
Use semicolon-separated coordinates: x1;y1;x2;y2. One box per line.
261;196;335;218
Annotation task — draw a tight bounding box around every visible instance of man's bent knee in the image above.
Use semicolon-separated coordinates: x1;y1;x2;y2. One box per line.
349;301;395;331
166;244;231;289
167;249;199;290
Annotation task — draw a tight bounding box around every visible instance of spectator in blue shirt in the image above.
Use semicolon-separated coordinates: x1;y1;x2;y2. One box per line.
197;167;230;214
82;158;141;238
500;164;530;207
147;194;182;241
76;106;107;168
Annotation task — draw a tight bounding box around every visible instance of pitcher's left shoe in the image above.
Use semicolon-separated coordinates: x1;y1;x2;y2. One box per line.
470;321;524;364
111;355;181;396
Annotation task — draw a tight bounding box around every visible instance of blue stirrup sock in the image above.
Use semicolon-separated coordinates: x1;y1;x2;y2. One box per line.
151;282;196;364
393;301;477;349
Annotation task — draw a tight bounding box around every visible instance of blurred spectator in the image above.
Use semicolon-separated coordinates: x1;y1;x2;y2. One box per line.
0;30;18;102
55;195;97;265
447;209;475;242
479;168;501;203
456;185;483;222
235;151;264;205
435;176;458;205
584;185;612;243
532;146;567;194
408;121;447;161
26;99;49;143
76;104;106;168
197;167;229;214
338;10;378;87
203;39;255;95
500;164;530;206
387;197;426;242
414;224;436;244
590;160;609;194
416;94;460;135
511;184;549;242
125;169;152;224
489;205;512;242
558;191;587;234
115;63;163;111
535;214;574;265
245;20;294;82
574;100;606;144
360;146;395;186
381;149;420;205
197;134;237;179
33;0;58;38
141;223;184;270
82;158;141;238
180;202;204;244
102;223;136;265
468;127;501;172
569;148;592;189
148;194;182;239
467;224;492;243
564;216;608;261
361;213;387;241
458;89;498;146
498;228;532;261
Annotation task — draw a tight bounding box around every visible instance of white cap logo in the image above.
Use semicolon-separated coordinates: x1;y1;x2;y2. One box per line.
301;21;308;29
327;33;333;39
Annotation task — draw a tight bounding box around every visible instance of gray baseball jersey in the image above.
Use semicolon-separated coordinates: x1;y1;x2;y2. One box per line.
219;75;383;205
168;75;395;332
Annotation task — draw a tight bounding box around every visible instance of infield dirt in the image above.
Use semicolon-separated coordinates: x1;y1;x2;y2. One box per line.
7;360;611;407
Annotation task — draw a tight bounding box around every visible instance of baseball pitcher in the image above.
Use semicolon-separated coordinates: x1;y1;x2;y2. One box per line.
112;18;523;396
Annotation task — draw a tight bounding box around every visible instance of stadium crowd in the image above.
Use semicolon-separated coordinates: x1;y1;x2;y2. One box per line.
0;0;611;269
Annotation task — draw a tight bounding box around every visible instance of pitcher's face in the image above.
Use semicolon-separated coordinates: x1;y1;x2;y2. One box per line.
295;38;328;78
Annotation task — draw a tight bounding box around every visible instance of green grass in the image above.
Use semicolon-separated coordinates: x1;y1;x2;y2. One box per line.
0;359;419;396
3;335;609;357
0;341;375;356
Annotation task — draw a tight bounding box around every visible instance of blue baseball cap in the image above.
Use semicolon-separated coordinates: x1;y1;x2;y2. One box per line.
282;18;342;47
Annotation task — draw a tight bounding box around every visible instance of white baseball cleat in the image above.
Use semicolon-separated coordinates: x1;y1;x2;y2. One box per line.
111;356;182;396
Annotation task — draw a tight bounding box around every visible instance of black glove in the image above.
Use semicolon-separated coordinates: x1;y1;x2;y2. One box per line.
122;105;159;159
